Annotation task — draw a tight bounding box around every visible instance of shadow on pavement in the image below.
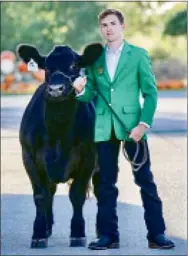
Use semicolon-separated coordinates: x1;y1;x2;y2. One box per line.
150;115;187;134
1;193;187;256
1;105;187;135
157;90;187;99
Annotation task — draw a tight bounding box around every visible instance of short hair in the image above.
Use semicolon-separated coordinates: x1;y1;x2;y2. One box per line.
98;9;125;24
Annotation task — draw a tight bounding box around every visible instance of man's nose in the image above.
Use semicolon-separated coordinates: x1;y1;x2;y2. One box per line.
107;27;112;32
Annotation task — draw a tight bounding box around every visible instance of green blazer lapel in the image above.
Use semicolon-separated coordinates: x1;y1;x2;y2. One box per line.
95;47;111;85
113;41;131;84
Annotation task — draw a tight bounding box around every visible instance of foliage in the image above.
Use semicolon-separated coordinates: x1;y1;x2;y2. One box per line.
164;10;187;36
1;2;105;54
151;47;170;60
1;1;186;62
153;58;187;80
105;1;171;36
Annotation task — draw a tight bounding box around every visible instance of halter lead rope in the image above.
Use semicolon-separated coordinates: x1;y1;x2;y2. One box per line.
94;87;148;172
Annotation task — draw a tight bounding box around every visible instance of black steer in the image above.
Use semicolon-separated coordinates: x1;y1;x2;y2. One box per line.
17;43;103;248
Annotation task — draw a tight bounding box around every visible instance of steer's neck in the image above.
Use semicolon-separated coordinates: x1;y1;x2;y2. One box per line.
44;96;78;145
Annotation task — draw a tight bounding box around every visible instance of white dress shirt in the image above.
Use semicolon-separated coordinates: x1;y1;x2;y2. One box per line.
106;42;124;81
76;42;150;128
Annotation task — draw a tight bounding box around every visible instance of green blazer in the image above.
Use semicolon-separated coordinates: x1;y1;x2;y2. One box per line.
77;40;158;142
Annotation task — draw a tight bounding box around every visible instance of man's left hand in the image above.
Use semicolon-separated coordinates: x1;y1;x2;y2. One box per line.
129;123;149;142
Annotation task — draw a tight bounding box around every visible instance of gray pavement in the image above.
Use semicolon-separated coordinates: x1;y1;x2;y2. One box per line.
1;90;187;255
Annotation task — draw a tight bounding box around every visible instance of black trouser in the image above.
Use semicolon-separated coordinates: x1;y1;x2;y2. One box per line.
95;129;166;240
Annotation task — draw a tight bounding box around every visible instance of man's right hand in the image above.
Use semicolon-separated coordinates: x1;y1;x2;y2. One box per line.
72;76;87;93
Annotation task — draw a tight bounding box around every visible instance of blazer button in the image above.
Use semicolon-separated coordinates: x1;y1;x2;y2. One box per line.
109;103;112;106
111;88;114;92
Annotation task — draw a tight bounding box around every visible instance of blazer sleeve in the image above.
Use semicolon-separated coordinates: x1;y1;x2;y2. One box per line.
76;66;97;102
138;50;158;127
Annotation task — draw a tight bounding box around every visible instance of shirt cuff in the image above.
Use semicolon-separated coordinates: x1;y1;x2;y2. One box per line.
75;88;85;97
139;121;150;129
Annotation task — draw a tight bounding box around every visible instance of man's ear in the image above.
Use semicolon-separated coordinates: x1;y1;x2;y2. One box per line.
16;44;46;69
77;43;103;68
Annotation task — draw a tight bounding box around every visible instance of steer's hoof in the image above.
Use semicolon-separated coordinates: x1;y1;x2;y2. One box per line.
69;237;86;247
46;229;52;238
31;238;48;248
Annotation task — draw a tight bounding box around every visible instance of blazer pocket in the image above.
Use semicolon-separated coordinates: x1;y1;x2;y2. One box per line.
124;82;138;90
122;106;139;114
96;108;105;115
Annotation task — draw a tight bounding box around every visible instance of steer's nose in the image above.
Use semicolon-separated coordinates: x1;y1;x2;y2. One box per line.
48;84;65;97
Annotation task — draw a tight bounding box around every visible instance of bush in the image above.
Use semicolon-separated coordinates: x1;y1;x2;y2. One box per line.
153;58;187;81
151;47;169;61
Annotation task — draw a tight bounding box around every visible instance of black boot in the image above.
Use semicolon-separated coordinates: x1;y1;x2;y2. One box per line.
147;234;175;249
88;235;119;250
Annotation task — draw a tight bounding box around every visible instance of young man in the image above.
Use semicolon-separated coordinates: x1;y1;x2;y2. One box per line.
73;9;175;250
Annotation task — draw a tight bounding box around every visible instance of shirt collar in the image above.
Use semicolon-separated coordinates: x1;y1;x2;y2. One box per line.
106;41;124;55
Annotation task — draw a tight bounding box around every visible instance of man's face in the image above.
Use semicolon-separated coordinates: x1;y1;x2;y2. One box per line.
100;14;125;42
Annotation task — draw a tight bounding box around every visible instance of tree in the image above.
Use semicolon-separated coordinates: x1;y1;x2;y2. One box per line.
105;1;171;36
164;10;187;36
1;2;105;54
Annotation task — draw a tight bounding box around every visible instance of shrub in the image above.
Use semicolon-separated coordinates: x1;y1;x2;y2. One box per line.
153;58;187;81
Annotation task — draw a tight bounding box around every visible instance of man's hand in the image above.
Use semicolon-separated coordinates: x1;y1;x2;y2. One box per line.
72;76;87;93
129;123;148;142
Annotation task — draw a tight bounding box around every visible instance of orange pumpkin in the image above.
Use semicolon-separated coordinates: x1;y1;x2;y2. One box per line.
157;79;186;90
1;82;12;92
157;81;167;89
5;74;15;84
18;61;28;73
32;70;45;82
17;82;27;91
1;82;7;91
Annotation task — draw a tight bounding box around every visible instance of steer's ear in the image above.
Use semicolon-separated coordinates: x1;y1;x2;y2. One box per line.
77;43;103;68
16;44;46;69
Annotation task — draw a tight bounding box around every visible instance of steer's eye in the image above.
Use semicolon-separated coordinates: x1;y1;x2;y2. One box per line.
69;63;76;71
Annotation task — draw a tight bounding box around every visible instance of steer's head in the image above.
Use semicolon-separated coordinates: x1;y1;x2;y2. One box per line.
17;43;103;102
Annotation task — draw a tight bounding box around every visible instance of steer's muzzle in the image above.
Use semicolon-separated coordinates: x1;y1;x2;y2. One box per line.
47;84;65;97
45;71;75;101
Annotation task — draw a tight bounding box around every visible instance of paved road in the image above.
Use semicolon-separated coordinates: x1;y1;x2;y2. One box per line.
1;90;187;255
1;90;187;133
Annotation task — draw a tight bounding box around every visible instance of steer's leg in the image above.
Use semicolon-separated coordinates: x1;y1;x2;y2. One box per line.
32;181;56;248
31;189;48;248
69;180;86;247
31;171;57;247
22;148;49;248
46;182;57;238
68;144;95;247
